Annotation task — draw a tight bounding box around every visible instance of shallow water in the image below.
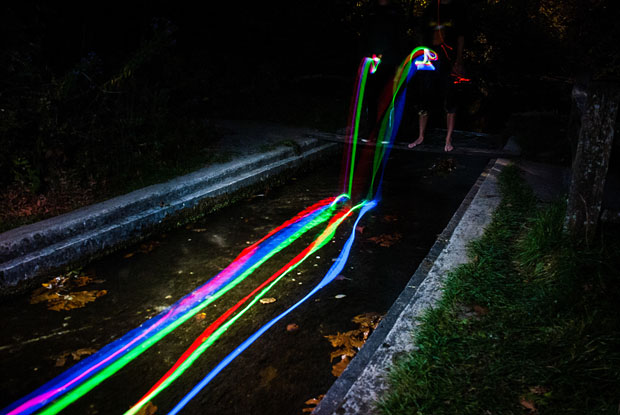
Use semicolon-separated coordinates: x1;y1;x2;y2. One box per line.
0;150;488;415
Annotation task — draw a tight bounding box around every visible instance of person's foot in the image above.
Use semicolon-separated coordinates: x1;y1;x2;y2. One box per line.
444;143;454;152
408;137;424;148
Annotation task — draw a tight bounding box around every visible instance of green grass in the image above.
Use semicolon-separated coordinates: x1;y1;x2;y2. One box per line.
379;165;620;415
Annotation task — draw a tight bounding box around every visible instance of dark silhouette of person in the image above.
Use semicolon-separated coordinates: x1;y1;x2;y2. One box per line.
408;0;469;152
360;0;406;142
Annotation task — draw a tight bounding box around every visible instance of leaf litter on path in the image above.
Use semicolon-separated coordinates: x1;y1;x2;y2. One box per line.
55;348;97;367
324;312;383;377
367;233;402;248
30;272;107;311
136;402;157;415
302;394;325;413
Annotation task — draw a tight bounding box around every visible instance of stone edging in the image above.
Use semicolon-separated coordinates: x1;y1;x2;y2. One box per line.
0;139;337;292
315;158;508;415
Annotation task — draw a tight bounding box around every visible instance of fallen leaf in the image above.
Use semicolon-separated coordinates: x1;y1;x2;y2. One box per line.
195;313;207;321
325;313;383;377
303;395;325;413
258;366;278;388
71;348;96;361
331;356;350;377
124;252;135;259
520;397;537;413
352;312;383;330
335;294;346;299
355;225;365;234
286;323;299;332
260;297;276;304
31;274;107;311
55;348;97;367
367;233;402;247
191;228;207;233
136;401;158;415
55;354;68;367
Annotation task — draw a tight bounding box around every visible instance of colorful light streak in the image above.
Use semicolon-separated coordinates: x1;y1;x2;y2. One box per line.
125;203;361;415
343;55;381;197
366;47;438;200
167;200;376;415
2;44;436;415
158;47;436;414
414;48;438;70
2;197;346;415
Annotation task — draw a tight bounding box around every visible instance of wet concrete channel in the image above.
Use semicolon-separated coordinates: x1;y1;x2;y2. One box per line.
0;150;489;415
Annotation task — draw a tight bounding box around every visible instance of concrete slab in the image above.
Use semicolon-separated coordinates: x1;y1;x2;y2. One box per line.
315;158;509;415
0;132;338;292
314;130;520;158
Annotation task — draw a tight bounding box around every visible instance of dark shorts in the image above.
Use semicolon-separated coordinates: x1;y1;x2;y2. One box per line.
415;55;457;114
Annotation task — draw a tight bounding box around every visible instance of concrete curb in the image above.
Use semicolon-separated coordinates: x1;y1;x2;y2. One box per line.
0;138;338;291
315;158;509;415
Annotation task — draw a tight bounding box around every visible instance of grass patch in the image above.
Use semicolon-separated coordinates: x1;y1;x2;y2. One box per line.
379;165;620;414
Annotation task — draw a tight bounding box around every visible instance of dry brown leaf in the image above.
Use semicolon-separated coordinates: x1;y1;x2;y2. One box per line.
352;312;382;330
55;348;97;367
192;228;207;233
55;354;68;367
367;233;402;247
136;401;158;415
195;313;207;321
46;290;107;311
258;366;278;388
302;395;325;413
124;252;135;259
325;330;358;348
31;274;107;311
286;323;299;332
71;348;96;361
260;297;276;304
325;313;384;377
331;356;350;377
520;397;537;413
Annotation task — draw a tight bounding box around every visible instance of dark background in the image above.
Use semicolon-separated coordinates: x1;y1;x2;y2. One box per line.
1;0;619;230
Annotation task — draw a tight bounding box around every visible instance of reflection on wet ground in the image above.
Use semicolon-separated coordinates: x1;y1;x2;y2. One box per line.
0;151;488;415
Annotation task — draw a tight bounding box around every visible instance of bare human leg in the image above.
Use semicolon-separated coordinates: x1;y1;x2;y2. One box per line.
408;110;428;148
445;112;455;152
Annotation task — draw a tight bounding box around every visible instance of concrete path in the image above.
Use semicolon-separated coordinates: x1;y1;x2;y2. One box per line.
320;129;520;158
0;122;338;292
315;158;508;415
